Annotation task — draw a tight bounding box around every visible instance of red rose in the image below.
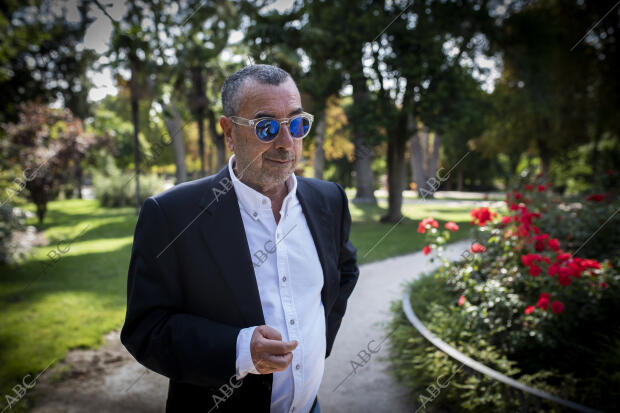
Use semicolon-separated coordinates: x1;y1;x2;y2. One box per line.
501;216;512;224
600;282;609;289
524;184;534;191
533;233;550;251
537;185;546;192
535;240;545;251
537;296;549;310
418;217;439;233
548;238;560;251
551;301;564;314
582;259;601;270
470;207;496;226
445;221;459;232
558;272;571;286
529;265;542;277
557;252;572;261
521;254;541;266
470;243;486;253
514;192;522;200
524;305;535;315
539;292;550;299
548;263;560;276
458;295;466;306
586;194;605;202
423;245;432;255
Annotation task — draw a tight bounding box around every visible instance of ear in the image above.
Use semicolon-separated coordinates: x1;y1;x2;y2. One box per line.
220;116;235;152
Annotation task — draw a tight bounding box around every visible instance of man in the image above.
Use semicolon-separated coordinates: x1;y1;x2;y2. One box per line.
120;64;359;413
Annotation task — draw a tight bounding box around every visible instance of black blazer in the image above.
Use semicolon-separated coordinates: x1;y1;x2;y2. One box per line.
120;165;359;412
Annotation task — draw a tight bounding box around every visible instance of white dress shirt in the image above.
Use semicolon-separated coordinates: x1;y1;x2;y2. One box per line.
229;154;326;413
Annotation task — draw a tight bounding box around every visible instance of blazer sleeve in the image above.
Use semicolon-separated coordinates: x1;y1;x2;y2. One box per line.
120;197;241;387
325;183;360;358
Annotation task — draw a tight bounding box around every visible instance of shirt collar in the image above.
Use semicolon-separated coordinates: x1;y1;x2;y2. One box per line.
228;154;298;220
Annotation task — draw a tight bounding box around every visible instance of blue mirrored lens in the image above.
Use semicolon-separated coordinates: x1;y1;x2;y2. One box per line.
255;119;280;141
289;116;310;138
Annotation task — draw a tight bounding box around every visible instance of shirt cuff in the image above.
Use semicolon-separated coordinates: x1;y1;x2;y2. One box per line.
235;326;259;380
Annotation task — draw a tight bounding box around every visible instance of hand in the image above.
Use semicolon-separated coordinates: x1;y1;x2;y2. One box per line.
250;325;298;374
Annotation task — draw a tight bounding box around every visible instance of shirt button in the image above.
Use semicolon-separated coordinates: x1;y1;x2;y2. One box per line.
282;276;287;282
252;211;257;217
291;408;295;412
295;364;300;370
290;319;295;325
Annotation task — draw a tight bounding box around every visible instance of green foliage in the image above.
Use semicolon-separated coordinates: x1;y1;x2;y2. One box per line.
479;0;619;183
388;275;565;412
0;204;27;265
0;0;94;122
1;103;97;223
390;176;620;410
92;157;165;208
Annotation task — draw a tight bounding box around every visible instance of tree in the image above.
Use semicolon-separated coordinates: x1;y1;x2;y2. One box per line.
372;0;494;221
0;0;95;123
173;0;243;175
480;0;619;183
247;0;386;202
2;102;96;223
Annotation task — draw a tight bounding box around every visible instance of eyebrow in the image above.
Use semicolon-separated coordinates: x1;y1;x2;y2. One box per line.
254;107;304;118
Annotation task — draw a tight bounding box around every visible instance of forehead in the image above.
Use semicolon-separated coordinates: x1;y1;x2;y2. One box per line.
237;78;301;117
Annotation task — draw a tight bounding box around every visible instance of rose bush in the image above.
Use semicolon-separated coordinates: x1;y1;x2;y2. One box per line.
390;178;620;411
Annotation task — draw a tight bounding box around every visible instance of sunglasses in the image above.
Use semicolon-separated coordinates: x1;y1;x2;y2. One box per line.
230;112;314;142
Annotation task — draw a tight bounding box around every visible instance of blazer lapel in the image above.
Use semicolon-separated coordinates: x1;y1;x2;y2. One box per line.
296;179;334;319
197;166;265;327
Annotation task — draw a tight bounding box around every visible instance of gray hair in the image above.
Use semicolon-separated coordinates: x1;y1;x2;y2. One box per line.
221;64;292;117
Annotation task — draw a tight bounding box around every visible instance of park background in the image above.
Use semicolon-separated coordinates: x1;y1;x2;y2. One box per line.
1;0;619;412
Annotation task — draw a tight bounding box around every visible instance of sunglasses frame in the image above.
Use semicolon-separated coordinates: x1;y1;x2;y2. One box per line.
229;112;314;142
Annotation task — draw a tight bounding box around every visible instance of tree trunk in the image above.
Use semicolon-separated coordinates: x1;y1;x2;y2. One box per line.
76;163;83;199
130;61;140;214
351;72;376;204
353;140;375;202
428;133;441;184
206;108;226;172
313;109;327;179
408;115;430;198
457;169;464;191
381;135;406;222
191;66;207;176
197;111;206;176
162;102;187;184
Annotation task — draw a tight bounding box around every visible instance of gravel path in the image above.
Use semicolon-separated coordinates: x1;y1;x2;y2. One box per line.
29;240;472;413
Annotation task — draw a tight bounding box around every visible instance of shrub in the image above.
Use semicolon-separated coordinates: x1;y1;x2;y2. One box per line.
92;158;165;207
0;204;26;265
388;275;568;413
391;178;619;411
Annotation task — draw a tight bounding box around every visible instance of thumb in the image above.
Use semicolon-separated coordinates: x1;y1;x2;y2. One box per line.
287;340;298;350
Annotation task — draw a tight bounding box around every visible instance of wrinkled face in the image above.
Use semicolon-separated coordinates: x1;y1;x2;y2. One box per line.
221;77;303;192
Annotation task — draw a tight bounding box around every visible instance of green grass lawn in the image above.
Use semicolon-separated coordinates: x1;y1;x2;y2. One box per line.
0;197;474;407
351;200;471;264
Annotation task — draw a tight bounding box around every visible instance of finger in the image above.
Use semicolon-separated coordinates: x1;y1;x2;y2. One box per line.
259;325;283;341
262;352;294;372
259;338;297;355
253;356;284;374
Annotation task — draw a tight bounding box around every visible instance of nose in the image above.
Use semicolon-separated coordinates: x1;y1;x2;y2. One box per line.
272;121;294;150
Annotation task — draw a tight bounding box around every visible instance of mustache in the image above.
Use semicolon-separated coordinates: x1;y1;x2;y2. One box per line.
265;152;294;161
